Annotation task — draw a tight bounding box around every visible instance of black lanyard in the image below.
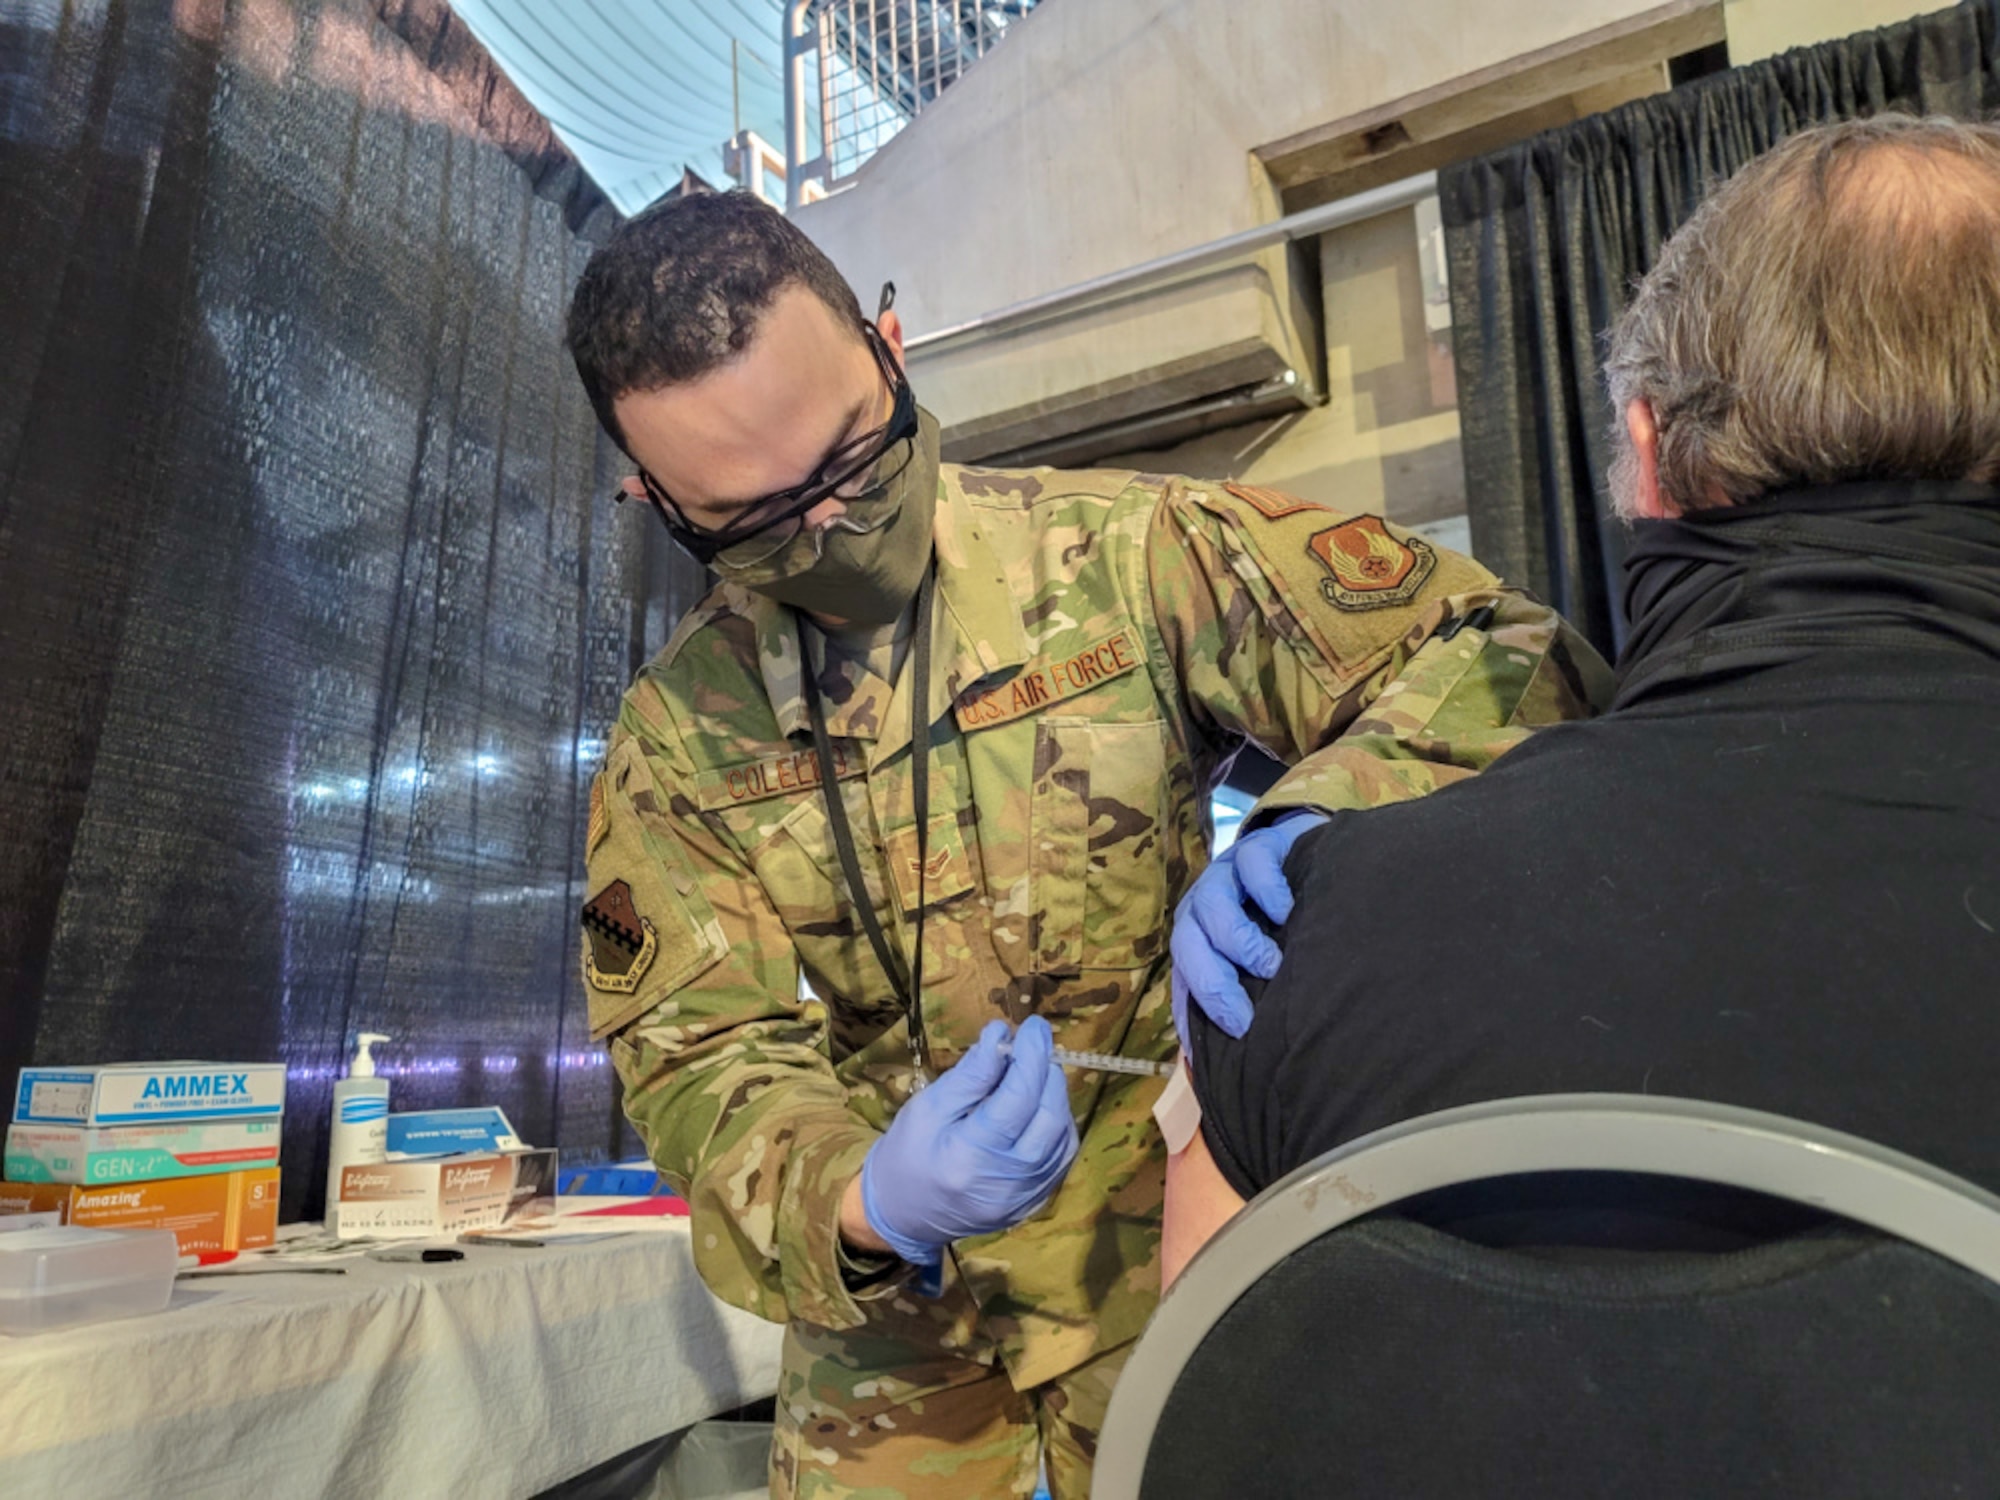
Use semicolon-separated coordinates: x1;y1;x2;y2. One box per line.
796;566;937;1080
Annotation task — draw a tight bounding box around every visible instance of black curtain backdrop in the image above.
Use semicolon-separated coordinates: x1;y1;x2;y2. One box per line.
1441;0;2000;655
0;0;706;1220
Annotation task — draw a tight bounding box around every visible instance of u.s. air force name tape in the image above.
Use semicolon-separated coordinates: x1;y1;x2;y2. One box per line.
952;628;1143;731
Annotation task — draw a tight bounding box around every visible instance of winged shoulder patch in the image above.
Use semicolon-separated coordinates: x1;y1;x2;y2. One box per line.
1306;515;1437;610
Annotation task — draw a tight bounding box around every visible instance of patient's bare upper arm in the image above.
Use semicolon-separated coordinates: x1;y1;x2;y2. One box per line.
1163;1123;1248;1289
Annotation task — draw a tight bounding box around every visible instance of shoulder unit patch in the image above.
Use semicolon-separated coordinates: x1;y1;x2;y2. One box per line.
580;879;658;993
1307;515;1438;610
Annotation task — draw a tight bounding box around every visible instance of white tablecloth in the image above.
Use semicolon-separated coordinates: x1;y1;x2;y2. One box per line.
0;1221;784;1499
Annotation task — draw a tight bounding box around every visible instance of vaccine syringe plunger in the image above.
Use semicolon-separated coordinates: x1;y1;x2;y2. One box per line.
998;1038;1173;1078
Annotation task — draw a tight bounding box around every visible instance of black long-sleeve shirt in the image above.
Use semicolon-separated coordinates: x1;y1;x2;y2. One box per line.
1192;491;2000;1209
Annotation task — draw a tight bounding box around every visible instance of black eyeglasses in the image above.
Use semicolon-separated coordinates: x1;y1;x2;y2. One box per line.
620;323;919;569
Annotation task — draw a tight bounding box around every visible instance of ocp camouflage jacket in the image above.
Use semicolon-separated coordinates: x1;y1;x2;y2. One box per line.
583;465;1611;1390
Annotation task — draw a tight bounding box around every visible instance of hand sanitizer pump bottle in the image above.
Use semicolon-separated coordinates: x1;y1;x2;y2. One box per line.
323;1033;390;1234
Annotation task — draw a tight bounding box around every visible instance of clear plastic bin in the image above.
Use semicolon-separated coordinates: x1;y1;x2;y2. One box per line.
0;1225;178;1335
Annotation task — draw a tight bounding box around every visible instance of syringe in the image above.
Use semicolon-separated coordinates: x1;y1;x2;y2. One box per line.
1054;1046;1173;1078
997;1039;1174;1078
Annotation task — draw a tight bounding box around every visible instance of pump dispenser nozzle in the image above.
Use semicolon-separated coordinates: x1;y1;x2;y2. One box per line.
351;1032;390;1079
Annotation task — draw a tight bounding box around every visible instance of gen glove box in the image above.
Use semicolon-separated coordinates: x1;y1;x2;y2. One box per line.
14;1063;287;1126
5;1120;283;1185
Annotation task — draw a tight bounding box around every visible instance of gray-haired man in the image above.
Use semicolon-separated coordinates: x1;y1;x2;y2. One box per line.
1169;113;2000;1268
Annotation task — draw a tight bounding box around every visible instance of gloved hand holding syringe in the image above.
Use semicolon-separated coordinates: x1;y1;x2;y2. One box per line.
857;1017;1168;1273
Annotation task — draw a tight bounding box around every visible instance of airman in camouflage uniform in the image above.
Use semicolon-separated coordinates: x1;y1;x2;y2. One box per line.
584;468;1608;1495
567;191;1611;1500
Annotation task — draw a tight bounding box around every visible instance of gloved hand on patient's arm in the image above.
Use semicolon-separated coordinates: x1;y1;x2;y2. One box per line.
1170;810;1331;1041
851;1016;1079;1267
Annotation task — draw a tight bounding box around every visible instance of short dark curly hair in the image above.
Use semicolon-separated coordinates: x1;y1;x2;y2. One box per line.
566;189;867;453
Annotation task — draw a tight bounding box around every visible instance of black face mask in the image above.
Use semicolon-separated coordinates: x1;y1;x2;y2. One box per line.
712;408;942;625
1615;481;2000;707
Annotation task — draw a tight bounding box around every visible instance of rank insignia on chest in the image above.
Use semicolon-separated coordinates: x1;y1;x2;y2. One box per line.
952;628;1144;731
1307;515;1438;610
885;812;975;912
580;879;657;993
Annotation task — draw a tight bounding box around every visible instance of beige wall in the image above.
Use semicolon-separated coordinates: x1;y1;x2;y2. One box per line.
794;0;1696;456
799;0;1683;326
1104;204;1468;545
794;0;1941;509
1723;0;1939;62
1096;0;1946;537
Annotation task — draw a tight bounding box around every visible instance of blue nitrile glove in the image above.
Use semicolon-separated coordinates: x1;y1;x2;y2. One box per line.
858;1016;1079;1267
1171;810;1331;1040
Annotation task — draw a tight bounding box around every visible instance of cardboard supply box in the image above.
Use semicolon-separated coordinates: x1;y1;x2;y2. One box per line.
0;1168;279;1256
5;1120;283;1185
333;1148;556;1239
385;1106;524;1161
14;1062;287;1126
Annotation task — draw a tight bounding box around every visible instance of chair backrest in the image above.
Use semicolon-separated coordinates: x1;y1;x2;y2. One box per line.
1096;1094;2000;1500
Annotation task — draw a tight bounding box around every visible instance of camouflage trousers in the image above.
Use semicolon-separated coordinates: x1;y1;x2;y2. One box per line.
769;1319;1132;1499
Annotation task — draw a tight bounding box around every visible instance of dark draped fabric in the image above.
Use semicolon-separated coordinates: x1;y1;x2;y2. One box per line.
1440;0;2000;655
0;0;706;1219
